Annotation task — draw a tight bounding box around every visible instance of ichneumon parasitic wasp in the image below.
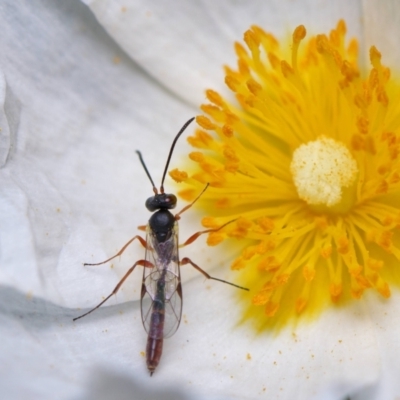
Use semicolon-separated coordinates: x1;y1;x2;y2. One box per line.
73;117;249;375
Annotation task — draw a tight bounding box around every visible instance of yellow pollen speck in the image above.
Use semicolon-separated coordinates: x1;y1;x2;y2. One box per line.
290;137;358;207
175;19;400;331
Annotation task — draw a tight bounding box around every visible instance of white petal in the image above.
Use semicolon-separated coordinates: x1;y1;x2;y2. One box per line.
361;0;400;66
350;291;400;400
83;0;365;105
0;1;193;305
0;272;380;399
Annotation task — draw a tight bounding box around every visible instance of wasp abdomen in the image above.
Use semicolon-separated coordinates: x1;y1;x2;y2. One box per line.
146;336;163;376
146;282;166;375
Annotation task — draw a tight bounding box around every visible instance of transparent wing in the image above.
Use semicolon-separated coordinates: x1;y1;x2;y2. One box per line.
141;222;183;339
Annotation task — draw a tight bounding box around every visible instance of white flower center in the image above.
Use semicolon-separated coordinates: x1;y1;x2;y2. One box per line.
290;137;358;207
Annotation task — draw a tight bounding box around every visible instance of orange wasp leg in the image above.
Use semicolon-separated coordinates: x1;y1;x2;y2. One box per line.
180;257;249;291
174;183;209;220
84;235;148;266
180;219;236;248
73;259;154;321
174;183;237;248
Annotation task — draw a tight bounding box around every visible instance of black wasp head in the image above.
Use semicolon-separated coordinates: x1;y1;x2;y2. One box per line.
145;193;177;212
136;118;195;242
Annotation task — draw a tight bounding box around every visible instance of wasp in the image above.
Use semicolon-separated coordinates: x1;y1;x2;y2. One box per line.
73;118;248;375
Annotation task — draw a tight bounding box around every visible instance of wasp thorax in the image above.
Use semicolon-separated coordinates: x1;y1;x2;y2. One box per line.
149;210;175;242
145;193;177;212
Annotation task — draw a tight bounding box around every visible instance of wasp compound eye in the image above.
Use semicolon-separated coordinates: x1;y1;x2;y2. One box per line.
145;193;177;212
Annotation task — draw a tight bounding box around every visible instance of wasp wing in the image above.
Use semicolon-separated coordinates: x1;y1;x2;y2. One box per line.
141;222;182;339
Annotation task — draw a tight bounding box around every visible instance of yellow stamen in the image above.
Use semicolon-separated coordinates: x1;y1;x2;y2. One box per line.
171;20;400;331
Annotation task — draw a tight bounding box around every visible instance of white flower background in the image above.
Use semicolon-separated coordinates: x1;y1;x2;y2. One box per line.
1;1;400;399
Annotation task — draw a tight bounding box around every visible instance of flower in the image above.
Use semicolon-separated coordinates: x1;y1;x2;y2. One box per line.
2;1;400;400
172;20;400;330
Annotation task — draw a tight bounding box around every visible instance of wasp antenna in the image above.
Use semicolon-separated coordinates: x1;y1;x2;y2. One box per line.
160;117;195;194
136;150;158;195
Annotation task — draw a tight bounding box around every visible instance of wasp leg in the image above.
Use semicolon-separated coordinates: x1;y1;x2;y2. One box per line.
180;257;249;291
180;219;237;247
84;235;148;266
73;259;154;321
174;183;209;220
